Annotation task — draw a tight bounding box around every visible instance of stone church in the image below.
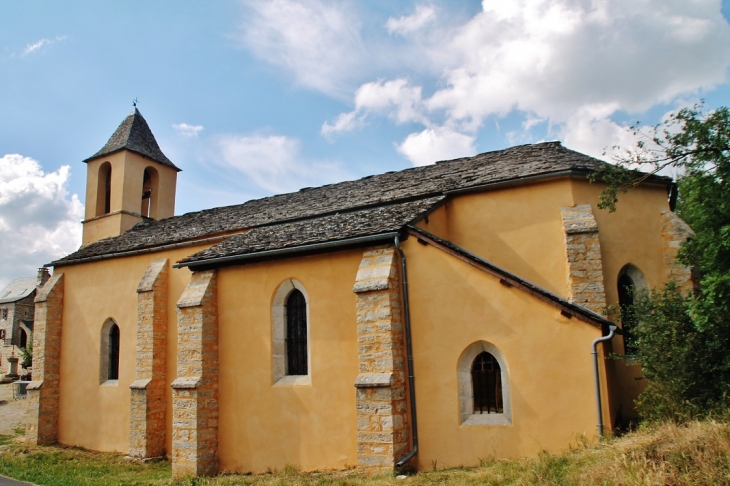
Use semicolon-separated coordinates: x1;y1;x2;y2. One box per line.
25;108;693;476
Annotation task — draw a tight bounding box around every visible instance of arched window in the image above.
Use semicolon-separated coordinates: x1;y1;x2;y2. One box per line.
100;319;120;383
617;264;646;356
96;162;112;216
457;341;511;426
271;280;311;385
139;167;159;219
286;290;308;376
471;352;503;414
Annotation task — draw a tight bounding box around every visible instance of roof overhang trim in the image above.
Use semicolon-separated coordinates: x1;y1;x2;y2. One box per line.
406;226;612;329
175;231;402;270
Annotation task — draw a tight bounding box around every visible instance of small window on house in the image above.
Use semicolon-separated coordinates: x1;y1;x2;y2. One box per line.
617;264;647;357
1;309;7;320
457;341;511;426
271;279;311;386
471;352;503;414
100;319;120;383
286;289;308;376
0;330;5;340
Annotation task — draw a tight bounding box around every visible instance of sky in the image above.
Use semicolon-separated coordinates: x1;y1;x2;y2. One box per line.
1;0;730;288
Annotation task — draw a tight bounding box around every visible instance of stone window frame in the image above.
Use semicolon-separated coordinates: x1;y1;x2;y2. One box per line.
271;279;311;386
457;341;512;426
99;318;120;385
617;263;647;360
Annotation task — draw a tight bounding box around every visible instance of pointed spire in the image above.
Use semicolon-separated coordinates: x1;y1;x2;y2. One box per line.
84;108;181;171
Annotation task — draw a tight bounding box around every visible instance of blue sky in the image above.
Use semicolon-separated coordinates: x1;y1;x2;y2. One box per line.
1;0;729;287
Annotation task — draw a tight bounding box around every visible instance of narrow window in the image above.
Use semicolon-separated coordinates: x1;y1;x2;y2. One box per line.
96;162;112;216
0;309;6;320
471;352;503;414
286;290;307;375
618;274;637;355
104;168;112;214
108;324;120;380
141;169;152;218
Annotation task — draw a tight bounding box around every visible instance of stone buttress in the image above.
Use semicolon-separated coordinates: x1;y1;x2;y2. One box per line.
560;205;607;314
661;209;695;292
129;259;168;458
171;270;219;477
352;246;410;472
26;273;64;444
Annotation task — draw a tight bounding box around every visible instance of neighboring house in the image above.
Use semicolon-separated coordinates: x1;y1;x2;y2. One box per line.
0;270;49;378
25;108;693;477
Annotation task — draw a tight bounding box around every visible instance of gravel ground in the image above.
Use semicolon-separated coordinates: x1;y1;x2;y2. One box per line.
0;384;26;436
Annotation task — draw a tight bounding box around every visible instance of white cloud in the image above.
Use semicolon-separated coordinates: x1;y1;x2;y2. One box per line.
21;36;67;56
0;155;83;289
321;0;730;160
173;123;204;138
396;127;476;166
237;0;366;95
322;78;427;136
386;5;437;35
216;133;351;193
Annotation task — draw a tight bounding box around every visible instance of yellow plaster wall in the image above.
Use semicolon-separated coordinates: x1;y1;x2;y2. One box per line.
418;180;576;296
571;180;670;421
82;151;177;244
216;250;362;473
402;238;602;468
55;246;201;453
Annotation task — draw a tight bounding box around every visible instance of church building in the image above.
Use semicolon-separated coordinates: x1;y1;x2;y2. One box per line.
24;108;693;476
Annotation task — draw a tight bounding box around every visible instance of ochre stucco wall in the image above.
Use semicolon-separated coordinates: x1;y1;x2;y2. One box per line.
402;238;603;468
55;246;200;453
418;179;576;296
216;250;362;473
571;180;670;421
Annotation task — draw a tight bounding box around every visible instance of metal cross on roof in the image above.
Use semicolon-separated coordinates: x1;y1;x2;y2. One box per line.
132;97;139;107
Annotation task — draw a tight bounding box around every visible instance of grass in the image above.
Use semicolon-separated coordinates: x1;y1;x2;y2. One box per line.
0;420;729;485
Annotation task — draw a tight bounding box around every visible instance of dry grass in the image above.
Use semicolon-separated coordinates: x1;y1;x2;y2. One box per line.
0;421;729;485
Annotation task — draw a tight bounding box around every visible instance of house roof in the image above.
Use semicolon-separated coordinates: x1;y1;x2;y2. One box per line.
0;277;37;304
177;196;445;268
52;141;669;268
84;108;181;171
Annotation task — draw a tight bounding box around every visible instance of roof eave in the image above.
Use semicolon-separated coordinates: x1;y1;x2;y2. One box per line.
175;231;404;271
82;147;182;172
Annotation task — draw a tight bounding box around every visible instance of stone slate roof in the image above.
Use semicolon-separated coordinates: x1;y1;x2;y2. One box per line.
84;108;181;171
0;277;36;304
178;196;444;266
53;141;655;267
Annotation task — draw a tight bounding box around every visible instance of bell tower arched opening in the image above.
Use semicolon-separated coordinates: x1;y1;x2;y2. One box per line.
95;162;112;217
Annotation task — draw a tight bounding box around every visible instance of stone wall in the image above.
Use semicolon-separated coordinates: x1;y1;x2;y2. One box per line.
129;259;168;458
660;209;695;292
171;270;219;477
25;274;64;444
560;205;607;314
352;246;410;472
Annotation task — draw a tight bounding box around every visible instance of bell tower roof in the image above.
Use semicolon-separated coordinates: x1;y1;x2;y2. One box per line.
84;107;181;171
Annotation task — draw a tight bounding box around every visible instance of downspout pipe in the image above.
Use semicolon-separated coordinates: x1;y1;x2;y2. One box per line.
592;325;617;437
394;235;419;469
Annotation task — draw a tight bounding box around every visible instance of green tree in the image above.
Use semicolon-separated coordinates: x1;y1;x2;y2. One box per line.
595;103;730;421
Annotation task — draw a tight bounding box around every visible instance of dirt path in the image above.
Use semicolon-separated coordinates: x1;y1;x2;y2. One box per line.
0;384;27;436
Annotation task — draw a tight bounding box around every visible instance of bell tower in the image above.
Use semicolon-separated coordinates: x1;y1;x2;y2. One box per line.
81;107;181;245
